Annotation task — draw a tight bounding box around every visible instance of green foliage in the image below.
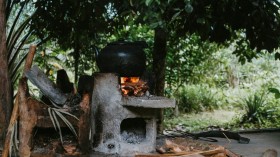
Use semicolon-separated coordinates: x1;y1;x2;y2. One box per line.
164;41;280;131
6;0;38;90
164;110;236;132
239;93;267;124
268;88;280;99
31;0;115;49
174;84;220;113
230;93;280;129
165;34;219;92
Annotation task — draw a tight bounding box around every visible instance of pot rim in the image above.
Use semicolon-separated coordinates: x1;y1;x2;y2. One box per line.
108;40;147;48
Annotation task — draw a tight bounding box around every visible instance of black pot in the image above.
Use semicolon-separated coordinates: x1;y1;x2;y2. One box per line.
96;41;147;77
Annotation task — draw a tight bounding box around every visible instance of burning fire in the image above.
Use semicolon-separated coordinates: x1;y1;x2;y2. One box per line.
121;77;139;84
121;77;148;96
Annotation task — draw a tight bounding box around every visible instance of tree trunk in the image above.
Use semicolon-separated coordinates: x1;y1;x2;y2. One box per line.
152;28;167;96
0;0;12;140
152;28;167;133
2;45;36;157
74;44;80;84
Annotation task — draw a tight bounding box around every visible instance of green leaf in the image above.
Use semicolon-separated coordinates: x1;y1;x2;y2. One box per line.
268;88;280;94
196;18;205;24
150;22;160;29
145;0;152;6
171;11;181;22
185;4;193;13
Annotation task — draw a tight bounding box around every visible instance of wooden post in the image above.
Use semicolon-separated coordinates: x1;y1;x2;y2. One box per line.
18;78;38;157
78;93;91;153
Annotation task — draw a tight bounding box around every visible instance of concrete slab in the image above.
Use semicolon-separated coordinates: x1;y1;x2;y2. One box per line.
122;96;176;108
209;132;280;157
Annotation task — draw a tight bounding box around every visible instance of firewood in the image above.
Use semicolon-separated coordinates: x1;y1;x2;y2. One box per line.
135;154;205;157
121;80;149;96
136;147;226;157
262;149;277;157
25;65;68;106
225;149;241;157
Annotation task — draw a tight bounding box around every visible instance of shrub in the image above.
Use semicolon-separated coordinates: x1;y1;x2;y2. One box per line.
239;92;280;126
174;84;219;113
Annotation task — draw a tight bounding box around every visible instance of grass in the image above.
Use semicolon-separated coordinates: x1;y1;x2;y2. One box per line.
164;109;238;133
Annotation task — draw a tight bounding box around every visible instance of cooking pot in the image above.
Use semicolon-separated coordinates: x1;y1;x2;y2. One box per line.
95;40;147;77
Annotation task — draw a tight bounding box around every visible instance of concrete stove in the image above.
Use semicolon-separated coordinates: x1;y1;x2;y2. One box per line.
91;73;175;155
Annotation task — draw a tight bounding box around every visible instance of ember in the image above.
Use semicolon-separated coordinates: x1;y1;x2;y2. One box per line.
120;77;149;96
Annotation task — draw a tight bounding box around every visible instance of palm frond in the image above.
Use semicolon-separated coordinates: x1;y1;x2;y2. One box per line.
54;108;79;121
51;109;63;144
8;29;33;67
9;125;14;157
6;0;29;45
8;120;19;157
48;107;57;131
7;17;32;54
48;107;79;144
54;110;77;137
14;120;19;150
9;51;28;79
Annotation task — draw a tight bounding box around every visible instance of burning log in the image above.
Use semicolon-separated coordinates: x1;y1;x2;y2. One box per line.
121;77;149;96
25;65;68;106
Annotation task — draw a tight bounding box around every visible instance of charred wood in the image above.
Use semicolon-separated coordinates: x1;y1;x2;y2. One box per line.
56;69;75;94
77;75;94;95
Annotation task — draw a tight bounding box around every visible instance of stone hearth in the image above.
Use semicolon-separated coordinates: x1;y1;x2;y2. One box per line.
91;73;175;155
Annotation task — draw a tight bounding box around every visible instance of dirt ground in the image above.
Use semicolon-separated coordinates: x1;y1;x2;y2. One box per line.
0;131;279;156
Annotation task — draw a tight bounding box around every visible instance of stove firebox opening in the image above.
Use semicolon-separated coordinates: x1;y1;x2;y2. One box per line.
120;118;146;144
120;77;149;96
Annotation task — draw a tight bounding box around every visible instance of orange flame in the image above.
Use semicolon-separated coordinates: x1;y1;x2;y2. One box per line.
121;77;140;95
